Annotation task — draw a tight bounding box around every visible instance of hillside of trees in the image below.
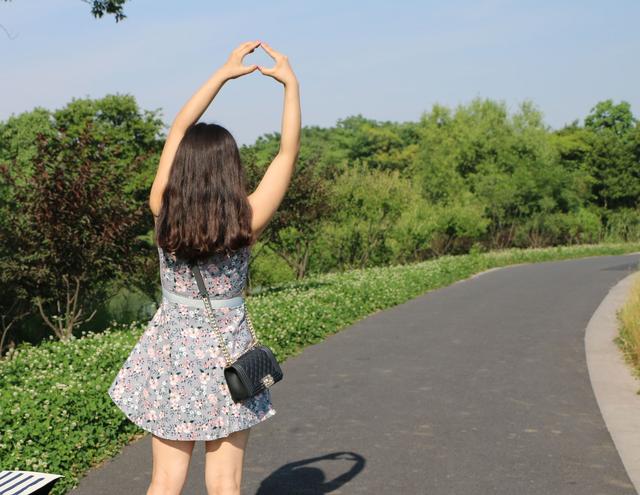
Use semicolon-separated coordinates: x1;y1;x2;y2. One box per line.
1;95;638;353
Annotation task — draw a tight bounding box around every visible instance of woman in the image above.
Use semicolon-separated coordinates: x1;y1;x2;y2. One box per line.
107;40;301;495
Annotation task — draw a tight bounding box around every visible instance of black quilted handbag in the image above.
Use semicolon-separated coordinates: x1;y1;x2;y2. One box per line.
190;260;283;403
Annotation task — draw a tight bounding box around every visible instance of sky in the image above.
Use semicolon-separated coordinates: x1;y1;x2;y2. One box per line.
2;0;639;146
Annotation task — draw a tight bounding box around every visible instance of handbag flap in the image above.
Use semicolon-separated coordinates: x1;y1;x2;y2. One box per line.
231;345;283;395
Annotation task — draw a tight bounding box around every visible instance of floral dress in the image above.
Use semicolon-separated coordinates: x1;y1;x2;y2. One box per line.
107;245;276;441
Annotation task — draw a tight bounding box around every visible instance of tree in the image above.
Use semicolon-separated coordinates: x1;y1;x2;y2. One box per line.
584;100;640;209
0;94;165;302
550;121;592;172
333;115;420;173
1;0;129;22
1;123;145;340
411;97;596;249
243;149;333;280
329;166;416;269
0;121;147;341
0;209;30;357
585;99;636;136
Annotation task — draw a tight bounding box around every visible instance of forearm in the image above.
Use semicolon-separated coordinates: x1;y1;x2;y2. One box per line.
278;79;301;156
173;68;230;131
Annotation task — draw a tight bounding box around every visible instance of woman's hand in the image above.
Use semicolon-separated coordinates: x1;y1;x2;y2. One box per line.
220;40;261;80
258;42;298;86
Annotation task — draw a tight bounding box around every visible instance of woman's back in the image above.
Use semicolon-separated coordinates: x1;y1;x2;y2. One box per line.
158;245;251;299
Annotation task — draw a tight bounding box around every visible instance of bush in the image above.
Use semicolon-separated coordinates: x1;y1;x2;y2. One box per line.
604;208;640;242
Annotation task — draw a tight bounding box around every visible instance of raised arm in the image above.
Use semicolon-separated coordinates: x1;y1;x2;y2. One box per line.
248;42;301;242
149;40;262;219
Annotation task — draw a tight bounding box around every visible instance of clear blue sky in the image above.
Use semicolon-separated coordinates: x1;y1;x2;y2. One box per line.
2;0;639;145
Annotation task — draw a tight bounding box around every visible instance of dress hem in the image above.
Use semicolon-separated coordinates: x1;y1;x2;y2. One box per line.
108;388;277;442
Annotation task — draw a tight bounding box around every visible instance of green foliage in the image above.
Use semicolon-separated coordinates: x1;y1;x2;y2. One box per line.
334;115;420;172
328;166;415;268
0;324;146;494
2;241;640;494
409;97;639;252
582;102;640;210
87;0;129;22
0;126;147;341
0;94;164;347
2;0;130;22
513;208;603;247
244;146;335;279
551;122;593;170
2;93;640;352
247;241;297;288
0;94;164;201
585;99;637;136
603;208;640;242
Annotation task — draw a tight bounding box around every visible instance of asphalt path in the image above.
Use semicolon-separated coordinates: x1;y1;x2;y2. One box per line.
71;253;640;494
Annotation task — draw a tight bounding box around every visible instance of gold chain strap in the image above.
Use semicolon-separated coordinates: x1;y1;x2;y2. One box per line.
200;294;259;368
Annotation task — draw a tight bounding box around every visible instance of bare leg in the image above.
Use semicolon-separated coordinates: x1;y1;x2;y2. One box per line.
147;434;196;495
204;428;251;495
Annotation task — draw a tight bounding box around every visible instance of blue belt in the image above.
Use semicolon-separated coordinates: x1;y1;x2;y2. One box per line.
161;286;244;309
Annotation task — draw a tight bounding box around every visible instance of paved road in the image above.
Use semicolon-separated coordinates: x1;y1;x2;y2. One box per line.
72;253;640;494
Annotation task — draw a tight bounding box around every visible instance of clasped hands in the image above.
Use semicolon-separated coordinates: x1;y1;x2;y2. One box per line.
220;40;297;86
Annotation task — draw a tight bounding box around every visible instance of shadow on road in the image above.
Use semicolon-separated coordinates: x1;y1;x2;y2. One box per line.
254;451;365;494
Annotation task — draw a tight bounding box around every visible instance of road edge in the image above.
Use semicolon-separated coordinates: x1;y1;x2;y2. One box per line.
585;269;640;494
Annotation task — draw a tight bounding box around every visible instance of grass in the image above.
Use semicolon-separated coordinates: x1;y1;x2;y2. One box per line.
616;271;640;394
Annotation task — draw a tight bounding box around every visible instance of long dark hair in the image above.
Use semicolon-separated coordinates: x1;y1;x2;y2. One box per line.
155;122;254;260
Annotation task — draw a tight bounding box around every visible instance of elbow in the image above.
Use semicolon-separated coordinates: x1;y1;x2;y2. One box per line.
149;192;161;217
292;145;300;164
289;142;300;161
280;144;300;164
